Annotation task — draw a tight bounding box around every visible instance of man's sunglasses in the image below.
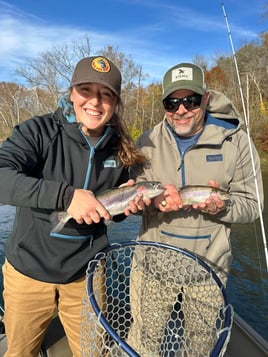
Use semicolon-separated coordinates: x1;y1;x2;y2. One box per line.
163;95;202;112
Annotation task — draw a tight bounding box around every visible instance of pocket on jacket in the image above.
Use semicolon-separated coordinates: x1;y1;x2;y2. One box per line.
158;223;212;257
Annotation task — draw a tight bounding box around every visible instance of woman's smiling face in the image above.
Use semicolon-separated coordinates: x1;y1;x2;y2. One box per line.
70;82;118;137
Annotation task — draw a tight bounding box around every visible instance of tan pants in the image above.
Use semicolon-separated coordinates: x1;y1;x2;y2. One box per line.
2;260;85;357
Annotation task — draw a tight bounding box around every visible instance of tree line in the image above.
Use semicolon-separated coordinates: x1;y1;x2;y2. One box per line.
0;33;267;155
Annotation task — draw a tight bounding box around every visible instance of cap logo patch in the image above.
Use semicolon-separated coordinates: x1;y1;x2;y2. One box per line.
172;67;193;82
91;57;111;73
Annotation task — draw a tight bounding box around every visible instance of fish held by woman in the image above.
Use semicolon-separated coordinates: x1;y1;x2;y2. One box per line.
50;181;164;233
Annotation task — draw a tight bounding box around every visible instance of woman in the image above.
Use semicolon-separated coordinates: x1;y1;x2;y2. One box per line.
0;56;147;356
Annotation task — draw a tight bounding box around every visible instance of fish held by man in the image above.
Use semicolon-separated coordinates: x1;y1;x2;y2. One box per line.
179;185;230;205
50;181;164;233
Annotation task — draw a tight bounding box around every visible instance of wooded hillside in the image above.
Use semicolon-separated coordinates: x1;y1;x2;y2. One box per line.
1;33;267;154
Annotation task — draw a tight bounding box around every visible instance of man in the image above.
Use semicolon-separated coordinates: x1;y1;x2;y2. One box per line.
128;63;264;356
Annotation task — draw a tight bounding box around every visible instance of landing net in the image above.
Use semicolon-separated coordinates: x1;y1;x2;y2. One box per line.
81;241;233;356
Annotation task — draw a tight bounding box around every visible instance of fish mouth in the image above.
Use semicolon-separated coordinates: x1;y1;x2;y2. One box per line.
150;181;164;190
153;183;165;194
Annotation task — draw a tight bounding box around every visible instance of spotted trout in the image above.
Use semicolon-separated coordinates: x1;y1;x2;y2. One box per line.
179;185;230;205
50;181;164;234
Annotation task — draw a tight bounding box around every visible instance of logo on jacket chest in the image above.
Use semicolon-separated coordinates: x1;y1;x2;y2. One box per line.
103;159;117;168
206;154;223;162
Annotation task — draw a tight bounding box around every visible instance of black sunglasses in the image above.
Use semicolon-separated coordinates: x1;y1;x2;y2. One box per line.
163;95;202;112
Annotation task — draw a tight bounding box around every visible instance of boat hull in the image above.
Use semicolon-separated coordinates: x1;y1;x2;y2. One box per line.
0;313;267;356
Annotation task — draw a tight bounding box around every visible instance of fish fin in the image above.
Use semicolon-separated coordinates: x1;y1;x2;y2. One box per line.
50;210;71;234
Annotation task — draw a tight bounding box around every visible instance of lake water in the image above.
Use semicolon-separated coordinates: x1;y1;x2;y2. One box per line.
0;170;267;341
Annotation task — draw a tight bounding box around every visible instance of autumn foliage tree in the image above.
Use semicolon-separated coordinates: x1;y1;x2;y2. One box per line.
0;33;267;156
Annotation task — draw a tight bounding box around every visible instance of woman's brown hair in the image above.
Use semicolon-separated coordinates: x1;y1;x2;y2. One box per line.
109;99;146;167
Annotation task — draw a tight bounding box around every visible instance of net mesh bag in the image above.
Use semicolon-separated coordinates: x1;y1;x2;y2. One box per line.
81;241;233;357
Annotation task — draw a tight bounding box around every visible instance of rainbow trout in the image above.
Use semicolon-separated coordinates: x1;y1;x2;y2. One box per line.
179;185;230;205
50;181;164;233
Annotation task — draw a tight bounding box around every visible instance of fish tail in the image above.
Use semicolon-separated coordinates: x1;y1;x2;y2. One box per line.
50;210;71;234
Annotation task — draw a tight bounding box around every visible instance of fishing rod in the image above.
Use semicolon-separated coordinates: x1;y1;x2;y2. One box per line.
221;3;268;271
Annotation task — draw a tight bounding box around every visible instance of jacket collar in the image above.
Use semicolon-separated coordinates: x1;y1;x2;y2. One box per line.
55;95;119;149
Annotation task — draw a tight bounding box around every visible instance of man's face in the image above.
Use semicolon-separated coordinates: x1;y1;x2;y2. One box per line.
164;89;209;137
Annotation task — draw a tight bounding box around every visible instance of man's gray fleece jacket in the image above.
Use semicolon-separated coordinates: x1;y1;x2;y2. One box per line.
131;90;264;279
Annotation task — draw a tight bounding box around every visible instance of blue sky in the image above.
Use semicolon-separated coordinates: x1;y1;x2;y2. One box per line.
0;0;267;85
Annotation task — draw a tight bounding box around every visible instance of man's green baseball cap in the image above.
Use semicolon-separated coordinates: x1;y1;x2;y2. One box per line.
162;63;206;100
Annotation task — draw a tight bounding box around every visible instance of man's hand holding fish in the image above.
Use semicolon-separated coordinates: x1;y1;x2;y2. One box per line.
154;184;183;211
192;180;227;215
155;181;229;216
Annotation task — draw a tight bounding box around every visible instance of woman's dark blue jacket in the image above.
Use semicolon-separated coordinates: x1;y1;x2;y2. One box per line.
0;107;129;283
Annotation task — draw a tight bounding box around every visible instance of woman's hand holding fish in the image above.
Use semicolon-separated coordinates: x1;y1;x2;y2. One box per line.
155;184;183;212
67;189;111;224
125;196;148;215
118;179;136;189
120;179;152;215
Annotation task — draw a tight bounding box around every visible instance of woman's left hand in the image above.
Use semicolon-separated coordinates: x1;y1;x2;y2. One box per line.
119;179;151;216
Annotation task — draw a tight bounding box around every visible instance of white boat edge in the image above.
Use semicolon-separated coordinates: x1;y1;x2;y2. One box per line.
0;312;267;356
